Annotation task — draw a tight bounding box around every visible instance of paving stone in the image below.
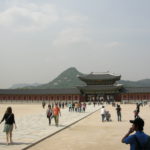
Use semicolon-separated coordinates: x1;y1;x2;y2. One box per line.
0;105;100;150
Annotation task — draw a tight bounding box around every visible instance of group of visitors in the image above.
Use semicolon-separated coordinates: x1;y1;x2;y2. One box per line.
100;102;146;123
100;102;150;149
42;101;68;109
68;102;86;112
46;102;87;126
1;102;150;149
46;103;61;126
0;104;61;145
100;104;121;122
100;106;111;122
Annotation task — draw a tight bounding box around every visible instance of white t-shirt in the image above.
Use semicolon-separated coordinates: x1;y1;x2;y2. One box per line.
101;108;105;115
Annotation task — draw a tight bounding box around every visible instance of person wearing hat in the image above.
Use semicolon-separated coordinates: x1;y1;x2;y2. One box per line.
122;117;149;150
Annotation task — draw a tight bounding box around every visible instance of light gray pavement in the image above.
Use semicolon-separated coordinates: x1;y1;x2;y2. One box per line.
0;105;101;150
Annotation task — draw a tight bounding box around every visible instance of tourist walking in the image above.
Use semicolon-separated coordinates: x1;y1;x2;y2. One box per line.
68;103;72;112
0;107;17;145
52;104;61;126
134;103;140;118
122;117;150;150
100;106;106;122
116;104;122;121
72;102;75;112
82;102;86;112
46;105;53;125
75;102;78;112
93;101;96;107
42;101;46;109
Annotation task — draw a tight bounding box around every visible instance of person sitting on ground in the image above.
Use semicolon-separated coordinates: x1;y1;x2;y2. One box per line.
105;111;111;122
122;117;150;150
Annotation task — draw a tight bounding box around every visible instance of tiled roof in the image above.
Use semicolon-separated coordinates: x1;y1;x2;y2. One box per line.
122;87;150;93
0;88;80;95
78;73;121;81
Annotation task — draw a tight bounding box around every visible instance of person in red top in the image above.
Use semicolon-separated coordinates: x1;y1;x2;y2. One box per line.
52;104;61;126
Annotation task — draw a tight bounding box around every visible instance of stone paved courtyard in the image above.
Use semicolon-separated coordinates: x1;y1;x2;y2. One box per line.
0;104;100;150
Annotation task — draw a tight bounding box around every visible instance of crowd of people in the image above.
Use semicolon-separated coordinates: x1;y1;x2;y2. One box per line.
100;102;147;123
100;104;121;122
46;104;61;126
68;102;87;112
45;102;87;126
0;101;150;148
99;102;150;149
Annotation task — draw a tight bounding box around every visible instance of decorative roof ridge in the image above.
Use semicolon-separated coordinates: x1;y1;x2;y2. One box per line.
90;71;121;76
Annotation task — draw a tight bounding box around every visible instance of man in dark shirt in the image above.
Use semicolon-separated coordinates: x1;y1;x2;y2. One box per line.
116;104;121;121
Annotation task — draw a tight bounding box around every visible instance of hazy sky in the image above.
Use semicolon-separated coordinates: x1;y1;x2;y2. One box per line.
0;0;150;88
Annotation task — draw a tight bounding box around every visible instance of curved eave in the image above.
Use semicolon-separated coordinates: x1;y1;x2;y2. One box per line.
78;85;123;91
78;75;121;82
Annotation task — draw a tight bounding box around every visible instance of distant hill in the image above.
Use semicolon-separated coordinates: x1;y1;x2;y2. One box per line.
37;67;86;89
10;83;41;89
12;67;150;89
118;79;150;87
21;67;86;89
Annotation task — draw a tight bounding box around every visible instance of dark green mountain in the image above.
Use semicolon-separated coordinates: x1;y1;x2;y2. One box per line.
23;67;86;89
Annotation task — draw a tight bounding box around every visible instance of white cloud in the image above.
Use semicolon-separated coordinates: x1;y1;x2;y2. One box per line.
0;3;59;31
0;1;89;32
0;1;89;33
